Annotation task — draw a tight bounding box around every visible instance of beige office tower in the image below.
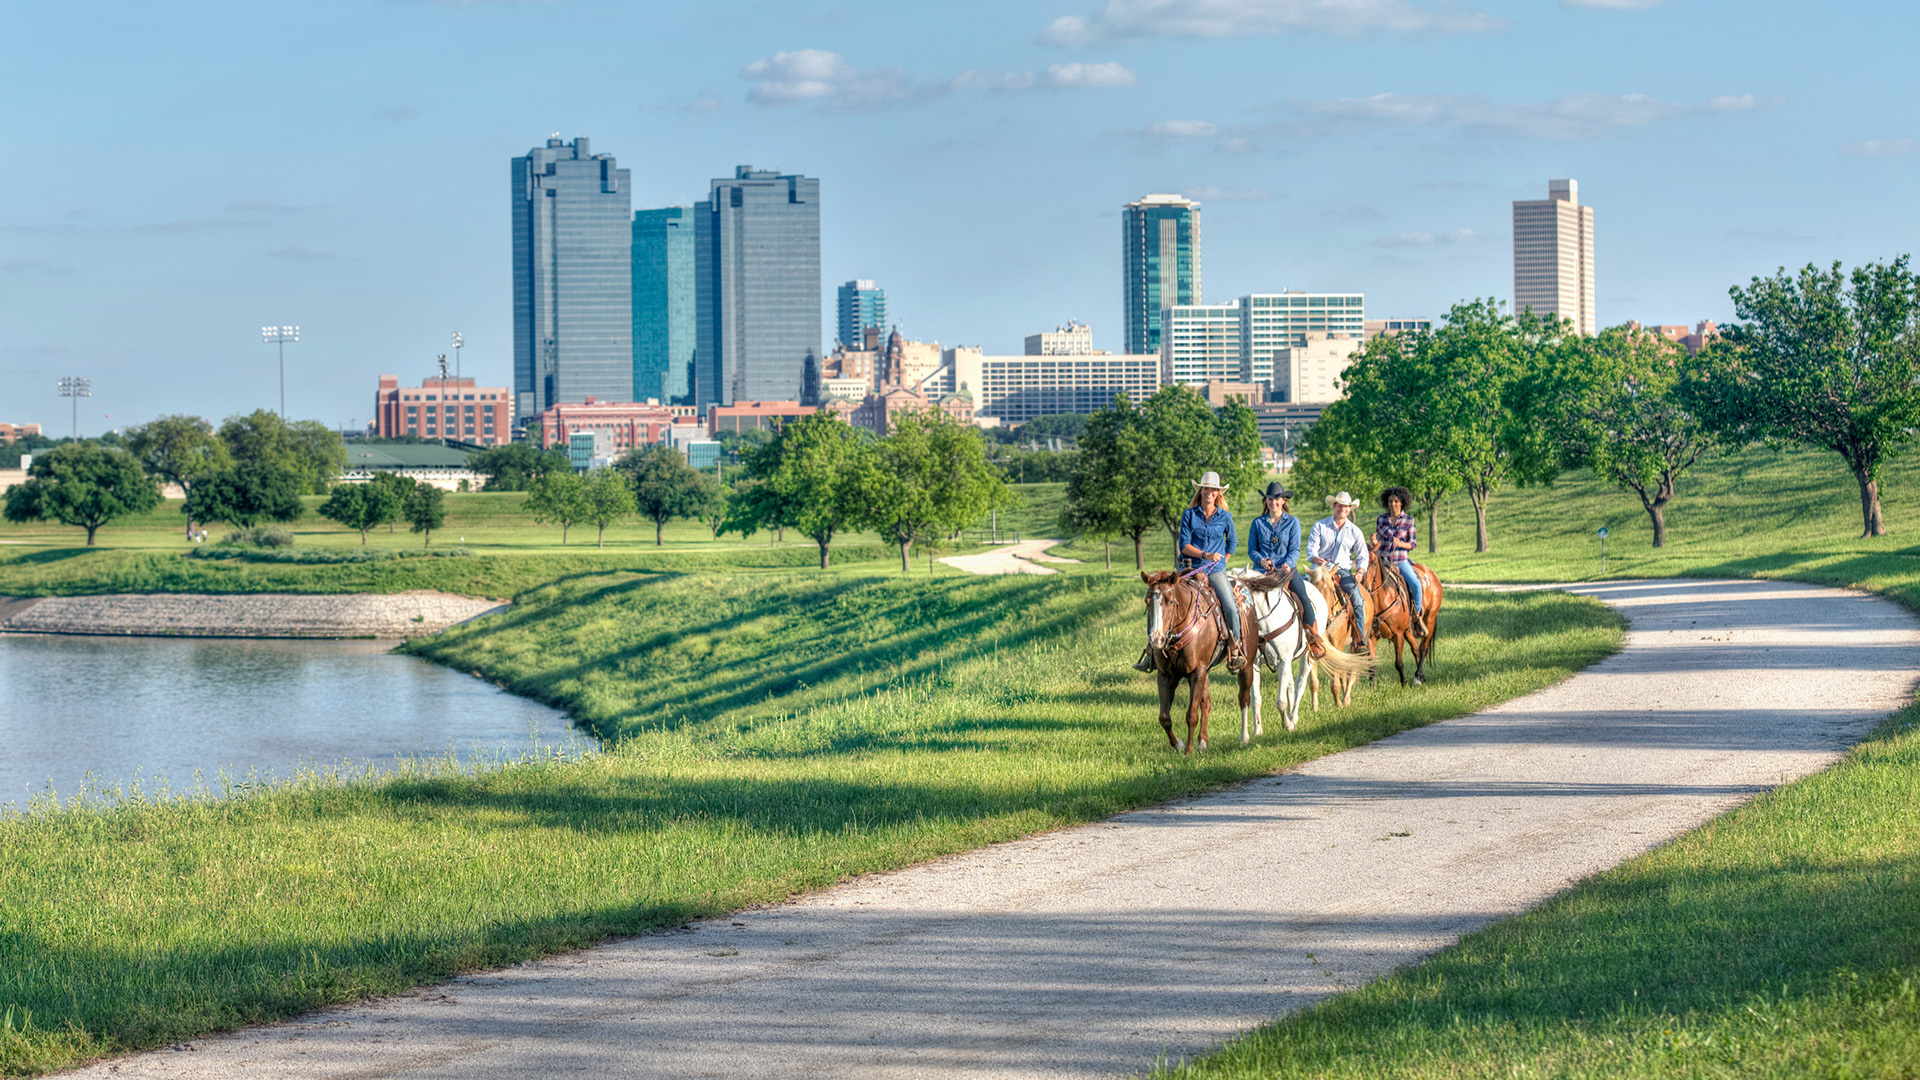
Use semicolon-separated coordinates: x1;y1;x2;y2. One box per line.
1512;179;1595;335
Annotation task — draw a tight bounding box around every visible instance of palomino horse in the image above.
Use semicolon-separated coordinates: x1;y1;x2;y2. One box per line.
1300;563;1370;708
1140;570;1260;753
1234;570;1375;731
1361;540;1444;686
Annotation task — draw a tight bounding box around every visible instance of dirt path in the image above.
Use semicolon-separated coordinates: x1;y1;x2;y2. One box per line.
938;538;1083;576
58;579;1920;1079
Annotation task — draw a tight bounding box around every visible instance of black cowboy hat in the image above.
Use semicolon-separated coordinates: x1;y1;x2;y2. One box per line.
1263;482;1294;500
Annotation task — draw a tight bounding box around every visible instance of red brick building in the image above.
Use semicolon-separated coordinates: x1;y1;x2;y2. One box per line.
537;398;678;453
849;386;974;435
707;400;817;436
375;375;513;445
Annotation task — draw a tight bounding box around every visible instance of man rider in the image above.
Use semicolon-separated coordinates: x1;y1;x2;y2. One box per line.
1304;491;1371;652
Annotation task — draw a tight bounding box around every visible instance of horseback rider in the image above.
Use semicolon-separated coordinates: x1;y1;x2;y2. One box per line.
1247;482;1325;655
1179;472;1247;673
1305;491;1371;651
1375;487;1428;638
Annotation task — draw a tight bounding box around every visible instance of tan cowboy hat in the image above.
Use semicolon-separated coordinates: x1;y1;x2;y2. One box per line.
1191;470;1228;490
1324;491;1360;507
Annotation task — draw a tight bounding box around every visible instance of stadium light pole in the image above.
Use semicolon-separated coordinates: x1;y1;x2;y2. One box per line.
261;325;300;419
57;376;92;439
451;331;463;382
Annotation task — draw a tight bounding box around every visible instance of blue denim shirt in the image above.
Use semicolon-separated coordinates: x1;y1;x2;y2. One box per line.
1248;513;1300;572
1177;505;1236;572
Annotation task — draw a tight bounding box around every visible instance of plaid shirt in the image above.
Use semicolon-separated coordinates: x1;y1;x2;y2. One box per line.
1375;513;1417;563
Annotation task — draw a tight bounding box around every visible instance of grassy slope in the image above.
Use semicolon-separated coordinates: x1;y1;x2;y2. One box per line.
0;570;1619;1075
1153;442;1920;1080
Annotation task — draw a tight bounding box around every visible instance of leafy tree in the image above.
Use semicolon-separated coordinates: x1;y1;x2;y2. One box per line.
216;411;347;494
0;433;57;470
317;482;404;545
701;483;733;540
368;471;415;533
2;443;161;546
124;415;229;534
524;469;589;544
1521;326;1724;548
727;412;869;568
616;445;717;545
1685;258;1920;537
582;469;638;548
1064;393;1172;571
182;461;306;529
471;443;572;492
1321;334;1447;551
403;483;446;547
859;410;1014;572
1287;402;1387;520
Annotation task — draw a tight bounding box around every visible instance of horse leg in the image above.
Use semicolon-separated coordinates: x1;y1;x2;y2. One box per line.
1185;669;1205;755
1414;623;1433;686
1288;651;1310;731
1393;633;1408;686
1157;670;1182;751
1242;658;1259;744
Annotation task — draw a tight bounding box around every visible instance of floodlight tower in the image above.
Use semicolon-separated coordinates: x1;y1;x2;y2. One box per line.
450;331;464;382
261;325;300;419
57;376;92;438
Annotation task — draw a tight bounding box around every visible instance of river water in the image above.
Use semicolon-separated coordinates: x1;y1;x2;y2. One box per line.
0;633;589;809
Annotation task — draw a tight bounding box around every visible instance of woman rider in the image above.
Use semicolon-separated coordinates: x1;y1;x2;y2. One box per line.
1374;486;1427;637
1178;471;1246;672
1246;482;1325;654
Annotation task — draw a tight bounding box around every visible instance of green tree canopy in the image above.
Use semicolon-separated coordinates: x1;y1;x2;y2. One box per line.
317;481;405;545
728;412;870;568
216;411;346;495
524;469;589;545
1684;257;1920;536
582;469;639;547
615;445;717;545
470;444;572;492
859;410;1013;572
2;443;161;546
402;483;446;547
125;415;229;492
183;461;307;529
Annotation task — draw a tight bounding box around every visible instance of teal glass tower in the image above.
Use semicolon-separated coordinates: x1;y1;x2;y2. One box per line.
836;280;886;349
1122;194;1202;356
633;207;696;405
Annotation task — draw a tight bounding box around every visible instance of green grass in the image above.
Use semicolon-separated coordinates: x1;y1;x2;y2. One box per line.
0;572;1620;1076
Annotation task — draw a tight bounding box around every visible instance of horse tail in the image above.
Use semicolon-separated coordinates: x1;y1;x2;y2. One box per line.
1317;643;1376;680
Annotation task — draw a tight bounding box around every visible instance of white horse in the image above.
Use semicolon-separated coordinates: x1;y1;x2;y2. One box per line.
1231;570;1373;732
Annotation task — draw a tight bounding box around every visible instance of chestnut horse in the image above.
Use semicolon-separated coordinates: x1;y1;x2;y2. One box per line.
1140;570;1260;753
1361;540;1444;686
1300;563;1369;708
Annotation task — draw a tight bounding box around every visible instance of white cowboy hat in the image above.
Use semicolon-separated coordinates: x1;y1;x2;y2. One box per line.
1324;491;1360;507
1191;470;1228;490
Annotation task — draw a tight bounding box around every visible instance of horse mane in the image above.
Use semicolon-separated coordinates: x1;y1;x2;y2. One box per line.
1240;571;1290;593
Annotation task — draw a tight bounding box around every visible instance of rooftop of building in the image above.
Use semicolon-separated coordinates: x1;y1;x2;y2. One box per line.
346;442;474;469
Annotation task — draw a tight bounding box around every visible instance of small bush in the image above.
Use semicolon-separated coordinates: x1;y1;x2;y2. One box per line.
220;526;294;548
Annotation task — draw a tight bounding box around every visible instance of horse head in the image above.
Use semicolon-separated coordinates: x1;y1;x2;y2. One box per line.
1141;570;1184;649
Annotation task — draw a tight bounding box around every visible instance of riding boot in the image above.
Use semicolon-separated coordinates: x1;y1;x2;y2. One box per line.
1227;637;1247;673
1132;647;1155;672
1409;603;1428;638
1304;625;1327;659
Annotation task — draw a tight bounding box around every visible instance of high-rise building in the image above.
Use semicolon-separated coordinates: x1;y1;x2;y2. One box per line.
949;347;1162;426
1123;194;1202;356
633;207;696;406
837;280;886;350
1161;292;1365;389
694;167;822;408
1271;334;1363;404
1161;301;1242;385
511;136;633;424
1513;178;1595;336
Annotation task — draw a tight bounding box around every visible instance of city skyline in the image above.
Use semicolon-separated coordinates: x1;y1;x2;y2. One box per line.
4;1;1914;433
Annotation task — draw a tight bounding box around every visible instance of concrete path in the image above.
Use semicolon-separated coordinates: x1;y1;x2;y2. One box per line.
938;539;1083;576
61;580;1920;1079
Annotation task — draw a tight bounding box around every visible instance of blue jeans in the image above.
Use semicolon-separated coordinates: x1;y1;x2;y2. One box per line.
1286;572;1317;630
1392;560;1424;614
1207;571;1241;644
1337;570;1367;644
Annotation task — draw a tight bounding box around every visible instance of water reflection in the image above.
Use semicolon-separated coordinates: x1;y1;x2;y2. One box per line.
0;633;590;808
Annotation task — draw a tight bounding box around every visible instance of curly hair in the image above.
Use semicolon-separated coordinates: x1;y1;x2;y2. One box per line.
1379;486;1415;514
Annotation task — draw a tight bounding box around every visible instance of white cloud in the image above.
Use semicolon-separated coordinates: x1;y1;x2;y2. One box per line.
1378;227;1475;246
685;89;721;112
1287;91;1777;140
1039;0;1503;47
1045;61;1138;88
1841;138;1917;157
739;50;924;111
1144;119;1220;137
1562;0;1663;8
952;69;1040;91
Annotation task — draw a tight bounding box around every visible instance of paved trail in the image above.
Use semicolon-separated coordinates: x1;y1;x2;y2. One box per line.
64;580;1920;1079
937;539;1082;576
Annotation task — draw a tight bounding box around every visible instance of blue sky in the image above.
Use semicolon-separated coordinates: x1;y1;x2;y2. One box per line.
2;0;1914;434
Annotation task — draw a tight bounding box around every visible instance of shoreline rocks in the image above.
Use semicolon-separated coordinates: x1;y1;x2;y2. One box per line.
0;592;508;639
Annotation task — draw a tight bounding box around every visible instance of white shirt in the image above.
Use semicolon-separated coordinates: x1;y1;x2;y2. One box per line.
1306;515;1370;573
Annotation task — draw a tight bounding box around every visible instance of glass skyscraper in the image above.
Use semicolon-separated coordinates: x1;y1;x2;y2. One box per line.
694;167;821;407
633;206;696;405
511;136;633;423
1123;194;1202;357
836;279;886;349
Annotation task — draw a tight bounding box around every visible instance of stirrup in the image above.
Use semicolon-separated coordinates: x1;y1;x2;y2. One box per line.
1132;648;1155;672
1227;647;1247;672
1304;626;1326;658
1410;612;1428;637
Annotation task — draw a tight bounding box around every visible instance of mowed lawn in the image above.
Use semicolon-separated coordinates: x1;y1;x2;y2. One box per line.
0;566;1620;1075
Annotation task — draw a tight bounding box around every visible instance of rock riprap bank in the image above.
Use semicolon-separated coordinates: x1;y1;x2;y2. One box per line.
0;592;506;638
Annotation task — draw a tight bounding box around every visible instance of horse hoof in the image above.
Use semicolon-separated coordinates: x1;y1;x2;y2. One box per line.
1413;677;1425;687
1198;739;1208;751
1174;739;1187;752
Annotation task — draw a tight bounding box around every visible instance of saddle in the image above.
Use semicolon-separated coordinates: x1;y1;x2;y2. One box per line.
1172;574;1250;671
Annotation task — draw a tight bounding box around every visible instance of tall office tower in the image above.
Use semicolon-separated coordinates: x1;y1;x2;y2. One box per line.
511;136;633;423
633;207;696;405
1161;301;1242;385
837;280;886;350
1237;292;1365;385
694;167;822;407
1512;178;1595;336
1123;194;1202;356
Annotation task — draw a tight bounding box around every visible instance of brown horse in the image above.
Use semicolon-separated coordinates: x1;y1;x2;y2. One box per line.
1300;563;1368;707
1361;540;1444;686
1140;571;1260;753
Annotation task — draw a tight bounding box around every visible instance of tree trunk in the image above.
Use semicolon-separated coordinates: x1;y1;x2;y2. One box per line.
1426;500;1438;554
1105;539;1112;570
656;517;665;546
360;528;368;546
778;525;785;543
1855;463;1886;537
86;523;99;547
422;528;431;549
900;537;912;572
1634;479;1672;549
598;524;606;548
818;538;831;569
1133;532;1145;571
561;524;569;545
1468;488;1490;553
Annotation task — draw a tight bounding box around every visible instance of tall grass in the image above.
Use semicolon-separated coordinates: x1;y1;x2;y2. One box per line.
0;572;1619;1075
